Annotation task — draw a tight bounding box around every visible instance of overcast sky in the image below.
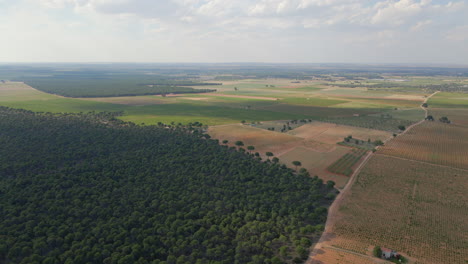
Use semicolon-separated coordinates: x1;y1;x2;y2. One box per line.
1;0;467;64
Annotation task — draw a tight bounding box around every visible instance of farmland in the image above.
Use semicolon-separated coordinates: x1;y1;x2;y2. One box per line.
208;122;392;188
327;149;368;176
378;121;468;170
1;64;468;264
320;155;468;264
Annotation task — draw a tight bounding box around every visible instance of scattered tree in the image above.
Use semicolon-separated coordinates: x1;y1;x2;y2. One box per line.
247;146;255;153
292;161;302;171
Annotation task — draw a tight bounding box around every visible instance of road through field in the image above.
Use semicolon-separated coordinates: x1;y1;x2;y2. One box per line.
307;91;440;264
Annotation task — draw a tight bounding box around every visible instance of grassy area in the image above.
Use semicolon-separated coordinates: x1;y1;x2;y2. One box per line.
428;92;468;108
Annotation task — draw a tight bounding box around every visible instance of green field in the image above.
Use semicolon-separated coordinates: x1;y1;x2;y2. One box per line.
1;65;465;128
428;92;468;108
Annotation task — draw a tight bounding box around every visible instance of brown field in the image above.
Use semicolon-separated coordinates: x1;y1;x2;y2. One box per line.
208;124;352;187
378;121;468;170
277;146;351;187
83;96;168;106
288;122;392;144
208;124;303;155
310;245;378;264
428;108;468;127
321;155;468;264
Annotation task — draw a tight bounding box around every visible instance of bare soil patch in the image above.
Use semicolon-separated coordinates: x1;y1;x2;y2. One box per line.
288;122;392;145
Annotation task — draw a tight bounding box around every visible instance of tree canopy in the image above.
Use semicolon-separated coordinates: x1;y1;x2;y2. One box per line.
0;107;333;264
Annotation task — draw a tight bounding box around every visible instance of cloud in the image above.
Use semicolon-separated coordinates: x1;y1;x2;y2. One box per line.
1;0;467;63
446;25;468;41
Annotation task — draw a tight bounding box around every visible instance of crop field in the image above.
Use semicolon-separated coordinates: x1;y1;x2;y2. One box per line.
276;146;351;188
327;149;368;176
319;115;415;132
428;108;468;127
258;104;381;118
369;108;425;122
288;122;392;144
428;92;468;108
207;123;356;187
378;121;468;170
327;155;468;264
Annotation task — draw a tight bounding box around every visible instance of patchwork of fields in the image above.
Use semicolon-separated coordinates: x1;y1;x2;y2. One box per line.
310;98;468;263
208;123;392;188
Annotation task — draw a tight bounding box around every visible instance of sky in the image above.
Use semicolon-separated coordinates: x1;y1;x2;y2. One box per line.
1;0;467;64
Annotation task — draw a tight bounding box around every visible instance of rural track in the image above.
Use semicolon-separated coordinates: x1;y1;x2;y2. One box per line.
307;91;440;264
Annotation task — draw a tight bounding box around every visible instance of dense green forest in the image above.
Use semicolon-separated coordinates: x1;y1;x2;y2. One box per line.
18;76;217;98
0;107;334;264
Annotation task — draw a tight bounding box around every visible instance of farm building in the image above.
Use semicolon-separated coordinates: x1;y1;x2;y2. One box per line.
381;247;398;259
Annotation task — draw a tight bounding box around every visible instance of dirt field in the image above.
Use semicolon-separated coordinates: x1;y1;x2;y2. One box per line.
278;146;350;187
209;122;395;188
288;122;392;144
318;155;468;264
378;121;468;170
208;124;352;187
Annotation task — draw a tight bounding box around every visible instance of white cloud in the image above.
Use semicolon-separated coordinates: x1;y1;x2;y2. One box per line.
411;19;432;31
1;0;467;63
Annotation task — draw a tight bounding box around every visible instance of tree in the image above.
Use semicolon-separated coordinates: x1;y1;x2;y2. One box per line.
272;157;279;164
426;115;434;121
292;161;302;171
439;116;451;123
374;140;384;146
222;140;228;144
241;120;246;124
373;246;382;258
235;141;244;147
398;125;406;131
422;103;428;108
247;146;255;154
326;180;335;189
265;152;274;160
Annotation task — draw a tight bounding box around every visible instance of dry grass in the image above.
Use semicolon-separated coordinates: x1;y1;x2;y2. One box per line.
278;146;351;187
288;122;392;144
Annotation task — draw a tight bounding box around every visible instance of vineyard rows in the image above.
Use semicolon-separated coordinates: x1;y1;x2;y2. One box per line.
378;121;468;170
327;148;368;176
331;155;468;264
